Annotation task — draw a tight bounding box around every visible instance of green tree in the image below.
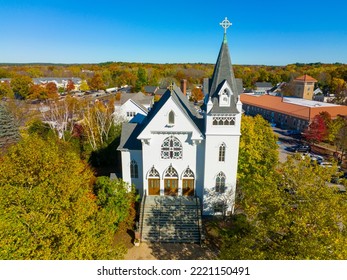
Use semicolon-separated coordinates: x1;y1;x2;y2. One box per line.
0;135;126;259
237;115;279;186
94;177;137;232
10;75;33;99
0;104;20;152
134;67;148;92
221;155;347;260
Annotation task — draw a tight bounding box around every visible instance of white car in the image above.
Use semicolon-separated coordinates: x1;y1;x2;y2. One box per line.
320;161;333;168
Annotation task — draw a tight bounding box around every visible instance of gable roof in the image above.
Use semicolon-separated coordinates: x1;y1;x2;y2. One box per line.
144;86;158;94
118;84;204;151
119;92;153;106
209;80;240;114
139;84;204;134
123;99;148;114
255;82;273;88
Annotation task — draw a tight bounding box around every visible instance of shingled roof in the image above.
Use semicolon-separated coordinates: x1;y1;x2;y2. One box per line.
207;33;239;114
210;34;239;98
117;84;203;151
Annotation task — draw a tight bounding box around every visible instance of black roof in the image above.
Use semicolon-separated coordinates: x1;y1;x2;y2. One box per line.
117;84;203;151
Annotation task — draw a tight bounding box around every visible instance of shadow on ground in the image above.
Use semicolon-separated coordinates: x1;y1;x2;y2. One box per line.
147;241;218;260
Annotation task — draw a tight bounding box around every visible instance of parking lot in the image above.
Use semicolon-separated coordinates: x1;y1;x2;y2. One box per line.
272;127;302;163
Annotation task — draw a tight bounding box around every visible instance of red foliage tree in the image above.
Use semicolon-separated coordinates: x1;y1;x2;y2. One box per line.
66;79;75;93
304;114;328;143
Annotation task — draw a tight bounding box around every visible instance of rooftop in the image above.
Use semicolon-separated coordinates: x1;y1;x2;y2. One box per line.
294;74;317;83
241;93;347;120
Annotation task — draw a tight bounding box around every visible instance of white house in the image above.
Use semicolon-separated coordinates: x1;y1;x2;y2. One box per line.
114;92;154;122
117;18;241;215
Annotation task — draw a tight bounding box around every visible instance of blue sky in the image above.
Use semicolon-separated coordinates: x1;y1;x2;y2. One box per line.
0;0;346;65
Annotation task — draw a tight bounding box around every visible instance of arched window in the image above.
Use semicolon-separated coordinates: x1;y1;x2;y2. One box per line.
220;88;230;107
182;167;195;196
130;160;138;178
168;110;175;125
215;171;226;193
161;136;182;159
164;165;178;196
219;143;226;162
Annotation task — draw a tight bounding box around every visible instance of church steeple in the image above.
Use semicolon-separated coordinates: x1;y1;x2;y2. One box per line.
209;17;239;109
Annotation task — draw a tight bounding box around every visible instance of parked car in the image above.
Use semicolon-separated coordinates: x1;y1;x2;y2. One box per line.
286;144;311;153
319;161;333;168
309;154;324;164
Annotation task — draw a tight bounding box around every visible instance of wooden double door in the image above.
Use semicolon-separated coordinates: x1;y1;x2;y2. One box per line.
148;178;160;195
148;178;194;196
182;178;194;196
164;179;178;196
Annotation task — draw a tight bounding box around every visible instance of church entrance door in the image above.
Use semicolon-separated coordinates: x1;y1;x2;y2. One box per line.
164;179;178;196
182;179;194;196
148;179;160;195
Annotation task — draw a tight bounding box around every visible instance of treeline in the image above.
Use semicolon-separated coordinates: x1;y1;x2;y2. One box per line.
1;62;347;92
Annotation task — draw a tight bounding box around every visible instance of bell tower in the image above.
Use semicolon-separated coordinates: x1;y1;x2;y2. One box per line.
202;17;242;215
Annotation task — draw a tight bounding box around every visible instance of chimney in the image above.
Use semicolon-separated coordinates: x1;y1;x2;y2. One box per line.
180;79;187;96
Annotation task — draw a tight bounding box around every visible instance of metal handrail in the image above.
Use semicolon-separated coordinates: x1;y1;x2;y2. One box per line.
139;190;147;242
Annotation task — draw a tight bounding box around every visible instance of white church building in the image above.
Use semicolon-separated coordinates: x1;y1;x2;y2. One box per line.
118;18;242;215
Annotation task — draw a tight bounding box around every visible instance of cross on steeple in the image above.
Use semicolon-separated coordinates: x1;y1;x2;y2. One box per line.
220;17;232;34
168;82;174;94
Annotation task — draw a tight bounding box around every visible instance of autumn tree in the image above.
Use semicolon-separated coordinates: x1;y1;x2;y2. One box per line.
190;87;204;102
46;82;58;98
0;135;127;259
28;84;48;100
331;77;347;104
66;79;75;93
79;80;89;92
81;100;117;151
237;115;279;186
88;73;105;91
303;114;328;143
41;95;84;140
221;157;347;260
0;81;14;98
334;119;347;161
10;75;33;99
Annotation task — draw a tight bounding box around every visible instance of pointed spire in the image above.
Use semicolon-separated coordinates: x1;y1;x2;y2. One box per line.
209;18;238;100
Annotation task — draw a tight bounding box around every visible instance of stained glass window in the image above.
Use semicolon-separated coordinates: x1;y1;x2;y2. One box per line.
161;136;182;159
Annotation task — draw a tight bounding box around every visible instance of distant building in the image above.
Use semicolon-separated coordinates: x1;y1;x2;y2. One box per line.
1;77;82;91
241;93;347;131
254;82;272;95
114;92;154;122
144;86;159;95
293;74;317;100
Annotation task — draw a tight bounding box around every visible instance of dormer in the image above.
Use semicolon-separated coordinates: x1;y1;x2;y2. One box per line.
219;87;231;107
217;80;233;108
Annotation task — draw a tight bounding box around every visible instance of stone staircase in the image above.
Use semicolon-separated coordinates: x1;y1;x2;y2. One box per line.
139;196;202;243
